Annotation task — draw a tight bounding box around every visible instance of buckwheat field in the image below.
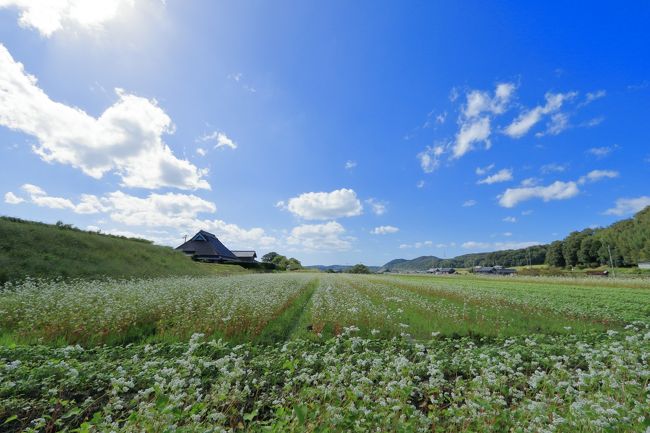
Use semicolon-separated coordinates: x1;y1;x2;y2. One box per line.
1;274;649;432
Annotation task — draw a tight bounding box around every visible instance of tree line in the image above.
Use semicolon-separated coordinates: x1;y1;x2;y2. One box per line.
545;206;650;268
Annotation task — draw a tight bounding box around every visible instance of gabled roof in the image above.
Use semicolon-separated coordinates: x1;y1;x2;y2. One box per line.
175;230;237;259
231;250;257;258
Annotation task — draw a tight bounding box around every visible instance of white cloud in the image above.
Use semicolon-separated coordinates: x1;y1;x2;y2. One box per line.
435;112;447;124
371;225;399;235
200;131;237;150
540;163;568;174
344;160;357;170
18;183;106;213
452;116;491;159
287;221;352;251
104;191;216;226
0;44;209;190
477;168;513;185
416;180;425;189
604;196;650;216
587;145;617;158
577;170;619;184
8;183;276;249
520;177;540;187
580;90;606;107
502;216;517;223
536;112;569;137
451;83;516;159
581;116;604;128
418;145;444;173
399;240;433;249
498;181;580;208
365;198;387;216
502;232;513;237
499;168;618;208
0;0;133;37
463;83;516;118
4;191;24;204
475;163;495;175
504;91;576;138
285;188;363;220
462;199;477;207
196;147;207;156
462;240;539;251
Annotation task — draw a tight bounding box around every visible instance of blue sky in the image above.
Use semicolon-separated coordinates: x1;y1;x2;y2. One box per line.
0;1;649;265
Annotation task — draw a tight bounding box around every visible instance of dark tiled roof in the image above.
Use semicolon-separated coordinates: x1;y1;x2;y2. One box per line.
175;230;237;259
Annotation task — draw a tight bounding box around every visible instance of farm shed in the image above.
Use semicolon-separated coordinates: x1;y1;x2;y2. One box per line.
175;230;256;263
639;262;650;270
231;251;258;262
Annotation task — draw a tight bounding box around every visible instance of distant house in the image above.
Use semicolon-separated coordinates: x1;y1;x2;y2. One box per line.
176;230;256;264
231;251;257;262
639;262;650;270
427;267;456;274
474;266;517;275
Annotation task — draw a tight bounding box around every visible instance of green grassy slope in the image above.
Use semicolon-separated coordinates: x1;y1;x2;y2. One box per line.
0;217;245;283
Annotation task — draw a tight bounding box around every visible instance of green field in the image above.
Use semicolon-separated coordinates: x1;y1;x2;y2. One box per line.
2;274;650;432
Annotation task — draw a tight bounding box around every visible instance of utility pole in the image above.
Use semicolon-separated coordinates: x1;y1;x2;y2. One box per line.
608;244;616;278
183;234;188;243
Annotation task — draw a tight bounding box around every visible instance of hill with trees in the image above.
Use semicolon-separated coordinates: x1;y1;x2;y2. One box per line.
382;206;650;272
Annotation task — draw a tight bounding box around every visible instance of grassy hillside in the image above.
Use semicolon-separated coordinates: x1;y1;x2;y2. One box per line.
0;217;245;283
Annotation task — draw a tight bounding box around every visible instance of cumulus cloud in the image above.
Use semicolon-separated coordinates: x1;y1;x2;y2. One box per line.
498;181;580;208
502;216;517;223
418;145;444;173
4;191;24;204
416;180;425;189
200;131;237;150
577;170;619;184
451;83;516;159
365;198;387;216
463;83;516;118
13;184;107;214
477;168;513;185
604;196;650;216
504;91;576;138
285;188;363;220
371;225;399;235
452;116;491;159
0;45;209;190
0;0;133;37
287;221;352;251
497;170;613;208
5;183;275;249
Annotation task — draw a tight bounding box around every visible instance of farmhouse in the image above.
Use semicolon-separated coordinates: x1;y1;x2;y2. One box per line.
427;267;456;274
176;230;257;264
474;266;517;275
